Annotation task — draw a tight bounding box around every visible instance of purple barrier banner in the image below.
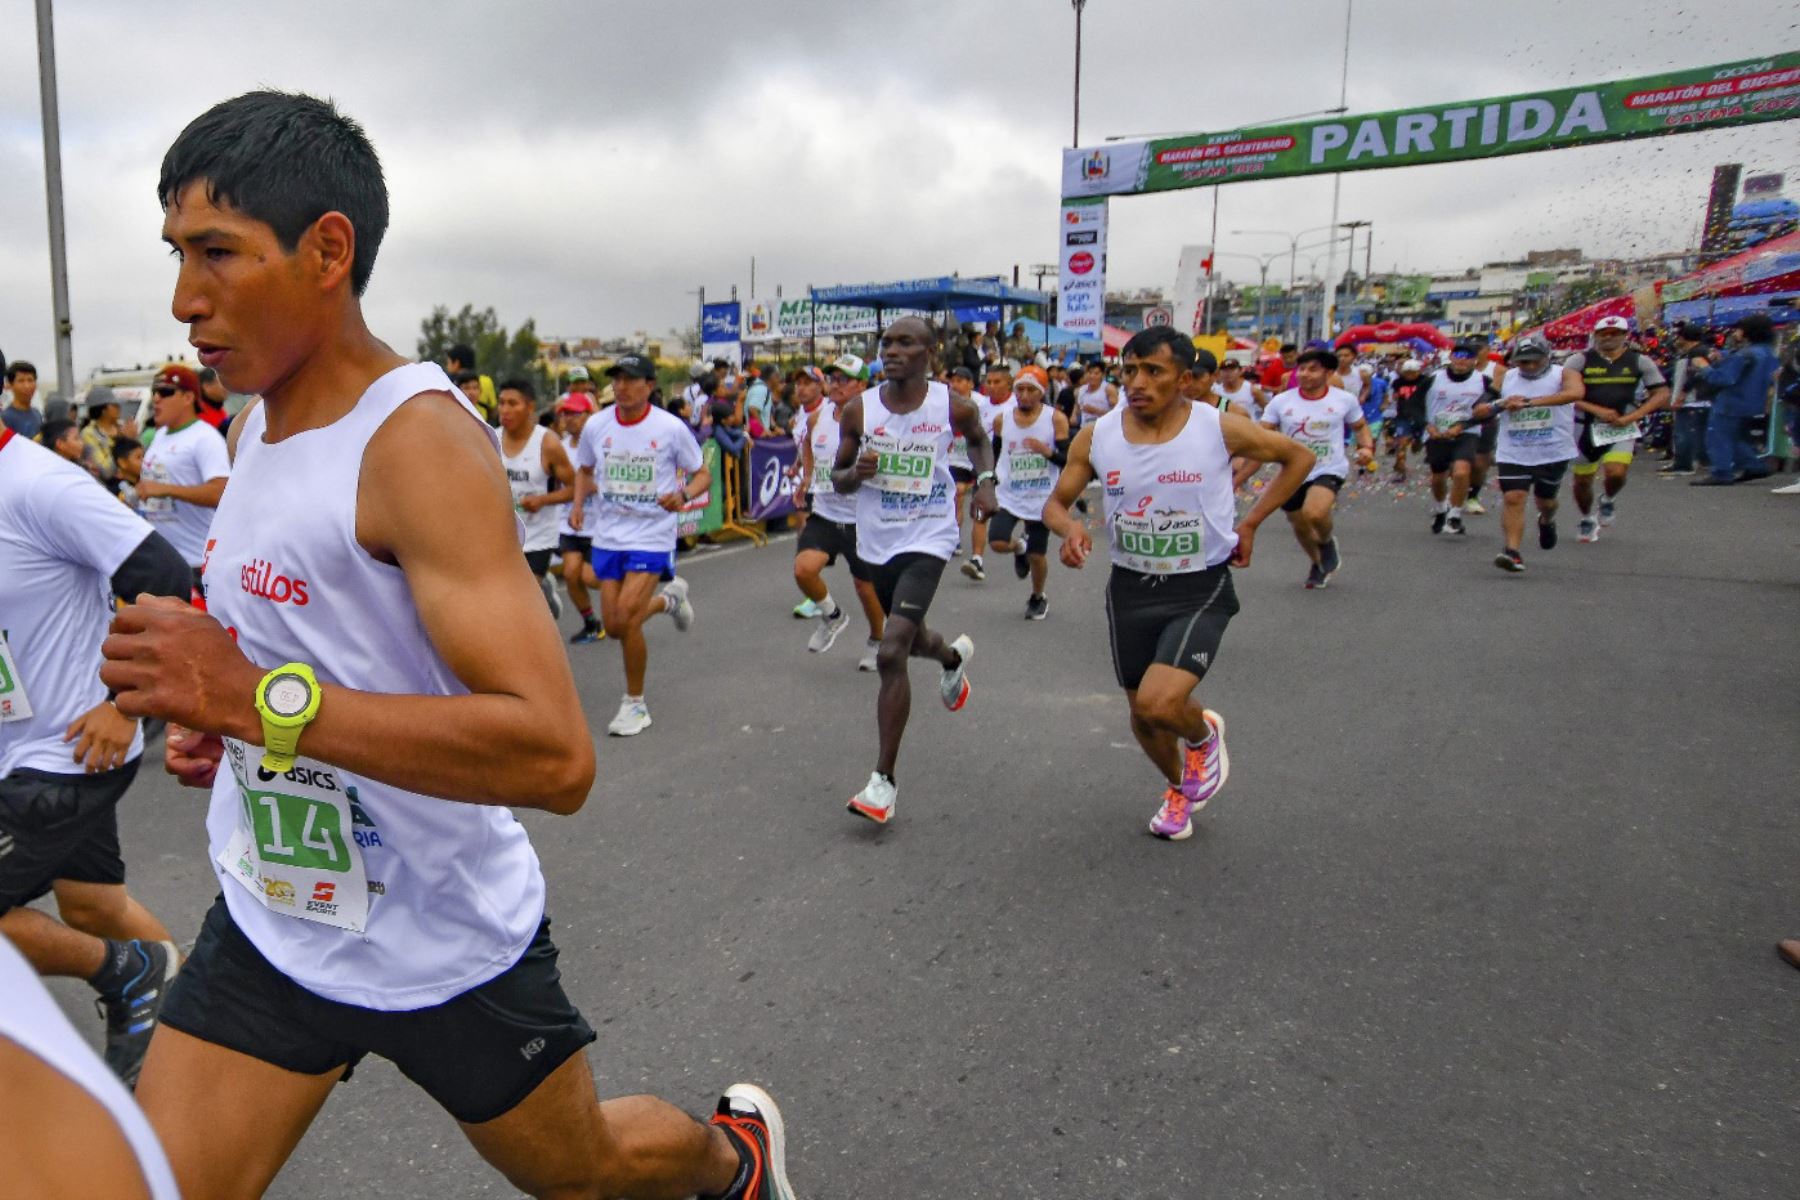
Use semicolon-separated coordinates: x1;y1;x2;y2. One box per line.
746;438;799;522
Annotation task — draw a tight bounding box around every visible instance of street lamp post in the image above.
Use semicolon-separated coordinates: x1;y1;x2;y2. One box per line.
1071;1;1088;146
34;0;74;408
1233;225;1342;343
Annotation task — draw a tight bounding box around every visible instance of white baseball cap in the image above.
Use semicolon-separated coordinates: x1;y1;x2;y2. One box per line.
1593;316;1631;332
1401;358;1422;372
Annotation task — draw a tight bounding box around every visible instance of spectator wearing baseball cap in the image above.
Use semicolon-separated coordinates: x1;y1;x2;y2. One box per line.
1690;313;1778;486
826;354;868;383
138;363;231;579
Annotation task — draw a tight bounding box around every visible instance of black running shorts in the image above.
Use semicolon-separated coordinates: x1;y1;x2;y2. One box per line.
987;509;1050;557
795;514;870;581
1496;460;1569;499
1425;433;1481;473
1281;474;1344;513
1105;563;1239;691
865;552;947;621
1478;417;1499;456
0;761;137;913
523;549;554;578
157;896;597;1125
557;533;591;557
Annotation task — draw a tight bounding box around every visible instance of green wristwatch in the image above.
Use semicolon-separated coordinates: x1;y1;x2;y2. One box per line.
254;663;322;774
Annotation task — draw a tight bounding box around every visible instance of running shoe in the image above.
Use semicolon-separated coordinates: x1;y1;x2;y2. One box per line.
1773;481;1800;495
1148;787;1195;841
1431;510;1447;535
792;598;819;619
1445;512;1465;536
547;586;564;621
97;939;178;1088
1597;497;1616;526
709;1083;796;1200
607;697;652;737
1318;537;1341;578
1304;563;1329;589
960;556;986;582
663;576;695;632
1178;709;1229;808
1462;497;1486;515
1577;516;1599;542
1013;553;1030;579
807;605;850;653
939;635;973;711
847;771;896;824
1025;593;1049;621
569;619;604;644
1494;549;1526;573
857;639;880;672
1538;518;1558;551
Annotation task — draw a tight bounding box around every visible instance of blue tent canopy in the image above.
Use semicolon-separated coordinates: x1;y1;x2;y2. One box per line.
810;275;1050;311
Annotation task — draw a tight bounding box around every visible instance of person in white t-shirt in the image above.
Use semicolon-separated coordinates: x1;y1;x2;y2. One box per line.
792;364;883;666
136;363;229;594
1259;348;1374;588
569;354;709;737
1;428;192;1087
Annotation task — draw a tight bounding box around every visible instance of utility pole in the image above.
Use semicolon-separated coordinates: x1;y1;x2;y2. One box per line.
1322;0;1354;337
35;0;75;406
1071;1;1088;145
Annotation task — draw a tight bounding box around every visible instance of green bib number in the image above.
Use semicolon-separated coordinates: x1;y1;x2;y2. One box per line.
243;787;352;872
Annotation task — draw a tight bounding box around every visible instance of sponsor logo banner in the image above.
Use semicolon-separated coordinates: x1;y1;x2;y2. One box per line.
1059;198;1108;337
745;438;800;521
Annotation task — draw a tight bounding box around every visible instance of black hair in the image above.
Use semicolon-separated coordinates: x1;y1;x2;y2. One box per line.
1121;326;1198;372
197;366;219;384
1736;314;1775;344
451;369;480;387
665;393;690;419
159;91;388;296
39;418;76;447
496;377;536;401
1192;348;1219;374
1674;322;1707;342
1279;342;1298;354
447;343;477;370
6;360;37;382
113;435;143;459
1295;348;1337;370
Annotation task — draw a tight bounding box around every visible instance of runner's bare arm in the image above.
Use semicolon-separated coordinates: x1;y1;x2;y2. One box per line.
1042;425;1095;568
952;393;997;520
528;432;575;511
103;392;595;814
831;397;873;492
570;464;594;530
137;476;227;507
1621;378;1671;423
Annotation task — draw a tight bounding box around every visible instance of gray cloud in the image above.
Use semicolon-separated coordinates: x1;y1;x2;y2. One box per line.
1;0;1794;383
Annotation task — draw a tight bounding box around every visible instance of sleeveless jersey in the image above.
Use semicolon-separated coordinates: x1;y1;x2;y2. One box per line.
1092;402;1238;574
1495;367;1576;465
1077;381;1113;421
1216;381;1261;422
805;401;859;524
556;430;597;538
1425;369;1489;435
1568;349;1656;418
853;381;959;565
996;405;1059;521
203;362;546;1010
501;424;559;552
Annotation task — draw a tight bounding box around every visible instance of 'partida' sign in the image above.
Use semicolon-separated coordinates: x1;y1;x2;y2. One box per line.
1062;53;1800;198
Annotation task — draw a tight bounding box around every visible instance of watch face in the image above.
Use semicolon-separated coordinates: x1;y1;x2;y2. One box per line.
265;674;313;719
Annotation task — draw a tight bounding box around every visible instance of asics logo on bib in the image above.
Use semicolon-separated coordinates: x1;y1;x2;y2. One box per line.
239;557;311;606
255;763;340;792
1158;470;1206;484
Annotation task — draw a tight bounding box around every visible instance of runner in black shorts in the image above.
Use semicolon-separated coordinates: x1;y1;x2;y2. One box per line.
794;363;883;666
864;551;948;621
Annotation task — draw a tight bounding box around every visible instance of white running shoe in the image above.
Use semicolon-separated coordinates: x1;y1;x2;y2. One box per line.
1462;497;1486;515
807;605;851;653
847;771;896;823
1773;481;1800;495
545;581;564;620
858;639;880;672
662;576;694;632
607;696;651;737
1577;516;1599;543
939;635;973;711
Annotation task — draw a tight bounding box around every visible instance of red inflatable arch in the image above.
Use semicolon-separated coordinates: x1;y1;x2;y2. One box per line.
1333;322;1452;350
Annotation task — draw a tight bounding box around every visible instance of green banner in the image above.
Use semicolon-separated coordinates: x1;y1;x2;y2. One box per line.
1062;54;1800;198
677;440;724;539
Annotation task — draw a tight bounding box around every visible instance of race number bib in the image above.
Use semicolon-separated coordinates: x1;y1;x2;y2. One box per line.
866;433;938;496
948;435;972;470
811;457;833;491
216;740;369;933
1590;419;1638;446
139;464;175;516
1007;448;1052;486
1509;406;1554;435
602;452;659;502
1113;510;1207;575
0;635;33;722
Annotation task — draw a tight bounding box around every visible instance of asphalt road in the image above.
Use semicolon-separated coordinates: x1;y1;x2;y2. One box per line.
43;465;1800;1199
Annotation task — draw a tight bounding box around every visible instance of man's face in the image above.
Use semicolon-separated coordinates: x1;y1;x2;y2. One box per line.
1014;383;1045;412
950;375;974;398
1295;360;1331;392
561;409;590;439
612;375;654;407
151;382;198;428
1083;366;1103;388
497;388;532;432
795;376;823;407
10;372;36;405
1281;349;1298;366
984;372;1012;402
52;427;83;463
1220;363;1244;388
119;447;144;481
1337;348;1356;370
458;379;483;407
1181;370;1214;400
878;320;934;382
1514;352;1550;379
1120;345;1187;416
1448;350;1476;375
1594;328;1628;356
163;181;326;396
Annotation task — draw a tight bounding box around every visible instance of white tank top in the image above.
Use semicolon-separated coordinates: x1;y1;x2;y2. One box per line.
853;381;959;565
1078;381;1112;417
202;362;545;1010
805;401;859;524
1216;381;1260;421
996;404;1059;521
502;424;559;552
1426;369;1488;434
1495;366;1577;466
0;941;180;1198
1092;401;1238;573
556;430;596;537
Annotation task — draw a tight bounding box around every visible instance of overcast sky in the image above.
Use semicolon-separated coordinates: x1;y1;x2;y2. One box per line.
1;0;1795;383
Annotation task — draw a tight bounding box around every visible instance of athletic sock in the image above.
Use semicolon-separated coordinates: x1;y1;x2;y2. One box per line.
1434;500;1449;514
578;606;594;622
87;938;140;998
817;592;838;618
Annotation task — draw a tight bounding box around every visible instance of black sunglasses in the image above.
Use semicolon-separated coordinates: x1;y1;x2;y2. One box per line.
152;385;180;397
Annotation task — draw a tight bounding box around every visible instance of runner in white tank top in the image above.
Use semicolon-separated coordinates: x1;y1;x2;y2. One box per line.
553;393;605;643
945;367;980;562
498;382;575;616
1258;348;1375;589
1469;335;1585;573
963;363;1018;580
1075;361;1118;426
831;317;996;824
987;367;1069;620
1043;327;1315;842
104;93;792;1200
1420;347;1496;536
791;365;884;667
